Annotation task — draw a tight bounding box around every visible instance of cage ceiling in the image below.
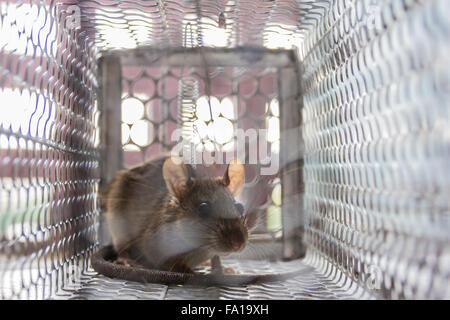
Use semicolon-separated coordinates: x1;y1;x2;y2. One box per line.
75;0;325;51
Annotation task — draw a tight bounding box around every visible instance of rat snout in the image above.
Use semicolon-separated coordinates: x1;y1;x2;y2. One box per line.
222;220;247;252
231;238;245;251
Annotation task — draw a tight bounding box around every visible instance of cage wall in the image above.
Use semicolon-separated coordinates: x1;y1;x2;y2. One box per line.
0;0;449;300
299;0;450;299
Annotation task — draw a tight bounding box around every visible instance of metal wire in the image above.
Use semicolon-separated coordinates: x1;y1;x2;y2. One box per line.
178;76;199;164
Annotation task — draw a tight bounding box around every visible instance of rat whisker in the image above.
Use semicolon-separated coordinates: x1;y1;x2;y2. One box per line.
245;242;273;260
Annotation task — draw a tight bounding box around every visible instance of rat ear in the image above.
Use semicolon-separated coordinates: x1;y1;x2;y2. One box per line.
224;158;245;196
162;157;192;201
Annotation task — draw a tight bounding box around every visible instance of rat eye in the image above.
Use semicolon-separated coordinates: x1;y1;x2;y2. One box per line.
198;202;211;218
235;202;244;216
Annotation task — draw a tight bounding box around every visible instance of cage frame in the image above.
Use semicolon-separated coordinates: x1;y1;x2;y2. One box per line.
97;46;305;260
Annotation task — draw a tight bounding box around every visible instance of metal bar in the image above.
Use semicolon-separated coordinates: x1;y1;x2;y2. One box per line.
279;65;305;260
102;47;296;68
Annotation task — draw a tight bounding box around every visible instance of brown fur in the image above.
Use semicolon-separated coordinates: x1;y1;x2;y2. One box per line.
102;156;248;273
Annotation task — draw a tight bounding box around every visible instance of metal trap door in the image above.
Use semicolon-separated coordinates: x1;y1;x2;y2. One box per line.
98;47;305;261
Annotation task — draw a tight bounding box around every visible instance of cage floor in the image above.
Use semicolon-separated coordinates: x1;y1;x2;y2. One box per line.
48;258;372;300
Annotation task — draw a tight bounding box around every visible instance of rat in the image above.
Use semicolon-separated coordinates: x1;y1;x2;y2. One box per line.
101;155;248;274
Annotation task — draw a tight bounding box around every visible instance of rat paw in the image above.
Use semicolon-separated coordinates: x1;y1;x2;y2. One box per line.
200;260;212;267
223;266;236;274
113;257;132;267
211;266;236;275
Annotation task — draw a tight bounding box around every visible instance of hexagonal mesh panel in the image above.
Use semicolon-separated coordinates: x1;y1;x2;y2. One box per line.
118;63;282;236
0;0;449;300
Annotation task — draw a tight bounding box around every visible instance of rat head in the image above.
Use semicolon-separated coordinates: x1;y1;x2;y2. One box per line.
162;157;248;254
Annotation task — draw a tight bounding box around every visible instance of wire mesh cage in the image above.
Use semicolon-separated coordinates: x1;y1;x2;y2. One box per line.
0;0;449;299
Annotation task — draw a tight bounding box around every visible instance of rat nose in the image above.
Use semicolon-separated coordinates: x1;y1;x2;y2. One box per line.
232;242;244;250
231;239;245;251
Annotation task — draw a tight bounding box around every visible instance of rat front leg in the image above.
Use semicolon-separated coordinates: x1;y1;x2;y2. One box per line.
113;249;133;267
211;255;236;274
113;250;146;268
114;257;132;267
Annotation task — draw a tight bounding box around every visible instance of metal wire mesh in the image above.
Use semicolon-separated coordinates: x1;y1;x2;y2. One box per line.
0;0;100;299
300;0;450;299
118;63;283;236
78;0;325;51
0;0;449;300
